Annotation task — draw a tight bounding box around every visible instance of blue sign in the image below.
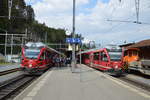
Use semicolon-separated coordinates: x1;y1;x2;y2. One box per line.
66;38;72;43
66;38;81;44
75;38;81;43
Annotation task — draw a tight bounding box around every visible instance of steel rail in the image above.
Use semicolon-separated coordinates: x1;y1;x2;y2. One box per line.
0;68;21;76
118;75;150;92
0;75;37;100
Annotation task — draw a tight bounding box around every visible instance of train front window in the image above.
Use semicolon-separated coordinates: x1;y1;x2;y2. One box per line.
109;52;122;61
25;49;40;59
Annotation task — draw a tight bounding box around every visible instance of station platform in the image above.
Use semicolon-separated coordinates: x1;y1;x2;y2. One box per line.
14;64;150;100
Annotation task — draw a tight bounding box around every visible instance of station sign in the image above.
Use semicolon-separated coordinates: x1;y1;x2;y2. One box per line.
66;38;82;44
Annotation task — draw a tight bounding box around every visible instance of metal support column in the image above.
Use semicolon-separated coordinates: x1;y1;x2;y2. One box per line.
5;31;8;59
22;36;24;46
135;0;140;23
8;0;13;20
72;0;76;72
11;34;13;61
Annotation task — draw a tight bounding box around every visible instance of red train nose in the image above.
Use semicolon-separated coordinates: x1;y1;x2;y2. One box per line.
111;62;122;69
27;60;38;68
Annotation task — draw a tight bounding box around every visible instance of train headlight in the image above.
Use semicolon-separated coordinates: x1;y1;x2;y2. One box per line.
29;64;32;68
115;65;118;69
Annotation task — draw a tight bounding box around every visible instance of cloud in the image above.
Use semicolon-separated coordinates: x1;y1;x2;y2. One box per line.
25;0;150;45
25;0;37;5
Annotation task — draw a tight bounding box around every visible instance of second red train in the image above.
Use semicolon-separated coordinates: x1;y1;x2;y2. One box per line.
79;45;124;76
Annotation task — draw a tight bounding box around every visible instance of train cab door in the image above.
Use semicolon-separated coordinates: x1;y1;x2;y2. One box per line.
39;51;47;67
99;51;109;70
93;52;99;68
45;51;51;66
89;53;93;67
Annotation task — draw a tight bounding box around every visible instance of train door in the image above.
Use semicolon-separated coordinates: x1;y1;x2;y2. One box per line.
39;50;47;67
93;52;99;68
99;51;109;70
45;51;51;66
90;52;94;67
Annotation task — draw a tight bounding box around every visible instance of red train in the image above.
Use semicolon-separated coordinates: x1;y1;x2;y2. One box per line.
79;45;124;76
21;42;61;74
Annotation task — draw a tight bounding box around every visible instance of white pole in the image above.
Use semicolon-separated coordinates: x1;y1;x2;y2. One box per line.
25;28;27;43
5;31;8;58
22;36;24;46
80;45;82;64
11;34;13;62
72;0;76;72
8;0;13;20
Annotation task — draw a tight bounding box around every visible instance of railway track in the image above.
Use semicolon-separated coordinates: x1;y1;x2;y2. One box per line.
118;75;150;92
0;68;20;76
0;75;37;100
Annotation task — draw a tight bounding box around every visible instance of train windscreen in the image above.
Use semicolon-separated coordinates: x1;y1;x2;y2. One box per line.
25;49;40;59
108;52;122;61
107;47;122;61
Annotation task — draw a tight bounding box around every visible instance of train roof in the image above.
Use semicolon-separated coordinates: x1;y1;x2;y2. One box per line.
24;42;63;55
78;44;121;55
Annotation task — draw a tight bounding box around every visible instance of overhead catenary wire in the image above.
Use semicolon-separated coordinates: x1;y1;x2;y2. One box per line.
108;0;125;20
106;19;150;25
104;14;136;34
107;0;150;25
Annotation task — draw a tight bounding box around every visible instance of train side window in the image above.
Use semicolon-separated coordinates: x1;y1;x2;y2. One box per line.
85;54;89;59
99;52;103;61
94;52;99;60
102;52;108;62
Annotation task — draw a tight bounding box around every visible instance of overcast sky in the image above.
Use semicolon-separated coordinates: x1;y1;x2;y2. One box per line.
25;0;150;45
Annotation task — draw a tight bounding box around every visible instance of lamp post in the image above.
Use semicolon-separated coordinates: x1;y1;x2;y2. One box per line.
8;0;13;20
89;41;96;49
71;0;76;72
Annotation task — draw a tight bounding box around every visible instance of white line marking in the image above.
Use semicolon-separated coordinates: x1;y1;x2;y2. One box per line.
22;97;33;100
32;86;41;91
27;91;37;97
94;70;150;99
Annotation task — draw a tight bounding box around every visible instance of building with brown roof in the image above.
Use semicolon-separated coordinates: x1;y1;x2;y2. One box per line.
127;39;150;48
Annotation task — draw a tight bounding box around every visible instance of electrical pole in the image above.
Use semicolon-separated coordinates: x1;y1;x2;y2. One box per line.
8;0;13;20
11;34;13;62
135;0;140;23
45;32;47;44
72;0;76;72
5;31;8;59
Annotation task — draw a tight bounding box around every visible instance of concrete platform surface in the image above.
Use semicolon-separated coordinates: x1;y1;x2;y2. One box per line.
14;64;150;100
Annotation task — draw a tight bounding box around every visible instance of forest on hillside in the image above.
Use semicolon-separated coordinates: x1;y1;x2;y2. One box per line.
0;0;69;54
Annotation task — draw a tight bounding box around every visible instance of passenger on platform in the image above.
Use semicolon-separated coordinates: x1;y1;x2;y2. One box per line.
66;57;71;67
53;56;57;67
62;57;66;67
56;57;61;67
